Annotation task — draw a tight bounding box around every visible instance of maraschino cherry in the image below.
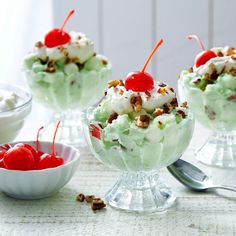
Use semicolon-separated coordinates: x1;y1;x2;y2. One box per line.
3;146;35;171
187;35;217;68
90;124;101;140
125;39;164;92
44;9;75;48
37;121;64;169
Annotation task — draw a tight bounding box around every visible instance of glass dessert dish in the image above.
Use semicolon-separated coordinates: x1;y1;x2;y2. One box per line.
84;39;194;213
0;83;32;144
23;10;111;147
179;35;236;168
84;78;194;212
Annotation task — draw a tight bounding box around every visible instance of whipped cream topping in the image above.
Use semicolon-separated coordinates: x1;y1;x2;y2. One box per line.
106;81;176;115
194;46;236;76
34;32;95;64
0;90;20;112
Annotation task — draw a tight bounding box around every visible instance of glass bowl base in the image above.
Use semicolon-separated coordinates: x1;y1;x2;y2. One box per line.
41;110;87;148
195;131;236;168
105;171;176;213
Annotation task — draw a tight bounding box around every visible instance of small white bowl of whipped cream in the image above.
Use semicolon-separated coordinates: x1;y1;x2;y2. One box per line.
0;83;32;144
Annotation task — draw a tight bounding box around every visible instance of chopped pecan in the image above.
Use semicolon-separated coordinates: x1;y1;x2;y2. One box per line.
188;67;193;73
130;95;142;112
102;59;108;65
108;80;120;88
135;115;150;128
153;108;164;117
163;103;171;113
158;87;168;95
216;51;224;57
228;94;236;101
47;60;55;67
85;195;95;203
181;101;188;108
91;198;106;211
119;80;125;86
229;68;236;76
46;60;56;73
119;90;124;95
169;87;174;92
226;47;235;56
76;193;85;202
232;55;236;61
210;71;218;81
35;41;44;48
170;98;178;107
202;73;210;81
108;112;118;124
176;110;186;119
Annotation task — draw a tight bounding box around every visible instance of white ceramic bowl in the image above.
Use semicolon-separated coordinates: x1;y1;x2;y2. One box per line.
0;83;32;144
0;141;80;199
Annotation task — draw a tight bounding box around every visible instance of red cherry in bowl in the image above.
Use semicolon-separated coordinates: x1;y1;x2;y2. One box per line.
37;153;64;169
187;35;217;68
125;39;163;92
14;143;38;159
3;147;35;171
44;9;75;48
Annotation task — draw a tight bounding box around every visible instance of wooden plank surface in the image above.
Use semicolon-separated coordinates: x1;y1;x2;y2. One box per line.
0;122;236;236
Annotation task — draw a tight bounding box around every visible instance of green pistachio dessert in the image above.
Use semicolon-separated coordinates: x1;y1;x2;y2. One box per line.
179;45;236;131
23;10;111;111
87;80;194;171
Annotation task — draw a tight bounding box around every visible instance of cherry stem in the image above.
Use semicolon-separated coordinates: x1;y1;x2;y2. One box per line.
140;38;164;73
52;121;61;157
0;144;12;151
36;126;44;152
60;9;75;31
187;35;205;51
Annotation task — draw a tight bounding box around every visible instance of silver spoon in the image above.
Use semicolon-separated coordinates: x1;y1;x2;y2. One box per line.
167;159;236;192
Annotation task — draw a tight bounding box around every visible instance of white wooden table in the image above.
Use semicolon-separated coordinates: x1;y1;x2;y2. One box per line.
1;122;236;236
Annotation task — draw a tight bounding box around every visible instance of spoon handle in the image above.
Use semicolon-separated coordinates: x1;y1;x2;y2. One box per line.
211;185;236;192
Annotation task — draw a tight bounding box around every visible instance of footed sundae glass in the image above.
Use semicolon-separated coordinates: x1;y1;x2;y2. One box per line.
23;10;111;147
84;93;194;213
83;36;193;212
179;35;236;168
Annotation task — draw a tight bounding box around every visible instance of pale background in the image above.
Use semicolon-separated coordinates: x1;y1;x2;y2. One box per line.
0;0;235;120
1;0;235;88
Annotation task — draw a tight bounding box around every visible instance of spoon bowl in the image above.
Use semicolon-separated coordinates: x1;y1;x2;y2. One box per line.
167;159;236;192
